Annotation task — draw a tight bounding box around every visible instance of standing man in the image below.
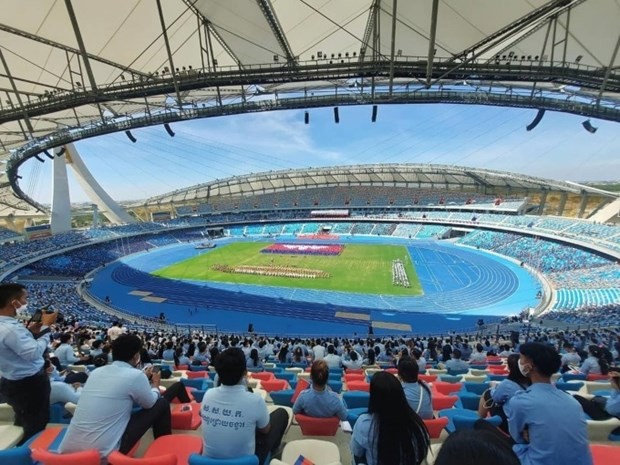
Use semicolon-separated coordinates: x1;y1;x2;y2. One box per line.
0;283;57;443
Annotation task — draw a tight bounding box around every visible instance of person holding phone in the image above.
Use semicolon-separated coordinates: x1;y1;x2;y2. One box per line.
0;283;58;444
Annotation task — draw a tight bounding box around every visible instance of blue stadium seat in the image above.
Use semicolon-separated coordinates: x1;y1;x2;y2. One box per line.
343;391;370;409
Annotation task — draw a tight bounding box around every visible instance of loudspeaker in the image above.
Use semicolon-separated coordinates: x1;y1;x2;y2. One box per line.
164;123;175;137
526;109;545;131
304;111;309;124
333;107;339;124
371;105;378;122
248;323;254;333
582;120;598;134
125;130;137;143
34;154;45;162
56;147;66;157
43;150;54;160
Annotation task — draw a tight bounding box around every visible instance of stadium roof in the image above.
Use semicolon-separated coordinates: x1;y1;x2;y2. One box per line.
0;0;619;215
143;163;619;206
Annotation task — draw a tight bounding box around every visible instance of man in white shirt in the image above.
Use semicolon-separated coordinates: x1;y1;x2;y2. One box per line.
323;345;342;369
312;341;326;361
106;322;125;341
200;348;289;465
59;334;171;459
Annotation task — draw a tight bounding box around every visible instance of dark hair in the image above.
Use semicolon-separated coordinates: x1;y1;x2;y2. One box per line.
327;345;335;354
60;333;72;344
367;372;430;465
519;342;561;377
197;342;207;353
310;360;329;387
349;351;358;361
476;343;484;353
277;345;289;363
249;348;260;367
92;340;103;349
112;334;143;363
293;347;303;362
173;347;184;366
434;429;519;465
0;283;26;309
506;354;530;386
452;349;462;359
215;348;246;386
398;357;431;397
588;345;610;375
367;349;376;365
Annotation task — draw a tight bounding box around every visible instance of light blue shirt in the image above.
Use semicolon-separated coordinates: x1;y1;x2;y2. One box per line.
445;358;469;371
292;386;347;420
402;382;433;419
200;384;269;459
54;343;79;367
351;413;377;465
606;390;620;417
579;356;601;375
491;379;527;405
0;316;50;380
504;383;592;465
50;380;82;405
59;361;159;458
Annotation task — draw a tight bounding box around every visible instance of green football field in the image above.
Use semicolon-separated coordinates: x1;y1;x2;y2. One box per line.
153;242;422;296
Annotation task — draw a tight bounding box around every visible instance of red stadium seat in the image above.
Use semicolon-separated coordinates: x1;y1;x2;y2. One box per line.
250;372;275;382
590;444;620;465
344;369;364;374
175;365;189;371
261;379;289;392
586;374;609;382
109;434;202;465
346;381;370;392
295;414;340;436
418;374;437;383
423;417;449;439
433;382;462;395
186;371;209;379
291;378;310;403
344;373;365;383
171;403;201;430
31;449;100;465
432;395;458;410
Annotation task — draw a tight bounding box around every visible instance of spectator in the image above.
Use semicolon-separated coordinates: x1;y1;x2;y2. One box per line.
442;349;469;371
293;360;347;420
579;345;609;376
478;354;530;433
343;350;363;370
200;348;289;465
247;348;264;370
560;343;581;373
161;341;175;361
312;341;326;361
59;334;171;458
503;342;592;465
469;343;487;364
54;333;89;368
573;368;620;420
434;429;519;465
397;357;433;419
107;322;125;341
0;283;57;444
174;347;191;367
45;359;82;405
323;345;342;369
351;371;430;465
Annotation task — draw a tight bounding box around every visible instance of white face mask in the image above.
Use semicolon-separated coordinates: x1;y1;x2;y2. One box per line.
15;302;28;316
518;359;530;377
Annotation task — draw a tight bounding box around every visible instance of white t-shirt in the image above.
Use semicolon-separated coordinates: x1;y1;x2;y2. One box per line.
312;345;326;360
200;384;269;459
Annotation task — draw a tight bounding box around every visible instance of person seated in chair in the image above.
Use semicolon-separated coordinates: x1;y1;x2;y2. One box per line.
397;357;433;419
293;360;347;420
200;348;289;465
442;349;469;372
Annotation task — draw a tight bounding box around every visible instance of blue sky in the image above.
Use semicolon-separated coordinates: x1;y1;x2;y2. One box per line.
21;104;620;204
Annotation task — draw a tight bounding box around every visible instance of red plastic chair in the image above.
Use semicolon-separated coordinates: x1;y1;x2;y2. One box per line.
433;381;462;395
418;374;437;383
423;417;449;439
295;414;340;436
385;368;398;375
171;403;201;430
432;395;458;410
346;381;370;392
261;379;288;392
186;371;209;379
27;426;66;451
345;369;364;374
586;374;609;382
32;449;100;465
291;378;310;403
109;434;203;465
175;365;190;371
591;444;620;465
344;373;366;383
251;372;275;382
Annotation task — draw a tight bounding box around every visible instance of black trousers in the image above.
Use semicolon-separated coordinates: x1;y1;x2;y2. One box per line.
255;408;289;465
573;395;612;421
0;370;51;445
162;382;191;404
119;397;171;454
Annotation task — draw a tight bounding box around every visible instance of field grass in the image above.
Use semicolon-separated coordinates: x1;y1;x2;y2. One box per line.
153;242;422;296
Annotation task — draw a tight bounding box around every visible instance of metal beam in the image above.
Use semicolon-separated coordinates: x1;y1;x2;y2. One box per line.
0;50;34;135
359;0;378;62
256;0;296;64
597;33;620;107
64;0;98;92
155;0;184;109
425;0;439;87
0;23;149;80
388;0;398;96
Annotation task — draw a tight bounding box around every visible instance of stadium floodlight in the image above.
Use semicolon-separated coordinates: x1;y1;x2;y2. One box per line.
334;107;339;124
125;130;137;143
371;105;378;123
164;123;175;137
582;120;598;134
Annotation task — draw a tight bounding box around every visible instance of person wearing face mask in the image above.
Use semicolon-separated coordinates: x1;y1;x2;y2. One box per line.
502;342;592;465
0;283;57;444
59;334;172;460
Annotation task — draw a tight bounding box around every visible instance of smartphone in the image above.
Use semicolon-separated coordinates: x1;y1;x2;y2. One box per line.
30;310;43;323
152;366;161;374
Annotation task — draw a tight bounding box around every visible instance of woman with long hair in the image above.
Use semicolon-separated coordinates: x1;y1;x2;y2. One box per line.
277;344;290;364
248;348;263;370
351;371;430;465
397;357;433;419
580;345;610;375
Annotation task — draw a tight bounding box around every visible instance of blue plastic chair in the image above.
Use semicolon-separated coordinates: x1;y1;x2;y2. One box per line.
448;369;469;376
0;446;32;465
555;381;584;392
343;391;370;409
189;454;259;465
463;381;490;395
458;392;481;410
562;373;587;382
192;389;208;402
270;390;294;407
346;407;367;428
189;365;208;372
453;415;502;431
204;379;214;389
328;380;343;394
440;375;463;384
609;432;620;442
328;372;342;381
49;402;71;424
438;408;479;434
264;367;282;374
275;372;296;383
181;378;205;390
488;374;508;382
